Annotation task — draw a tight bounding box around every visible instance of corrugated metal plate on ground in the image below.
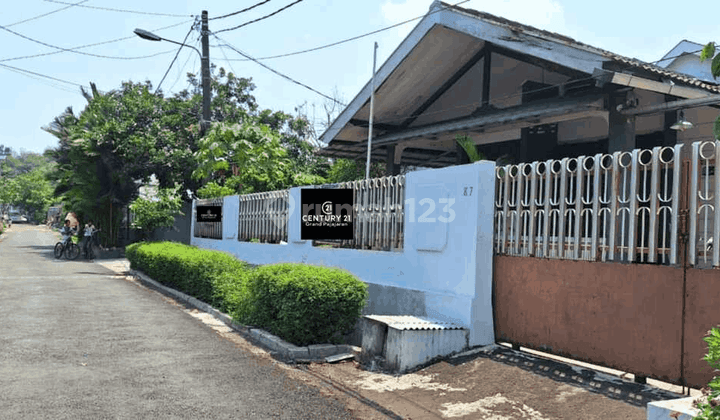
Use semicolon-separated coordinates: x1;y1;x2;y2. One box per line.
364;315;466;330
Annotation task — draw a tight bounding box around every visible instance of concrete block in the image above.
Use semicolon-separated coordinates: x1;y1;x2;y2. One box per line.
284;346;310;360
249;329;283;352
360;317;388;361
647;396;700;420
385;327;468;373
308;344;338;359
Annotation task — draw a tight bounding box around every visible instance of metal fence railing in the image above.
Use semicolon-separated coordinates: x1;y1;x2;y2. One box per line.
314;175;405;251
193;198;223;239
689;140;720;268
238;190;289;243
494;144;683;264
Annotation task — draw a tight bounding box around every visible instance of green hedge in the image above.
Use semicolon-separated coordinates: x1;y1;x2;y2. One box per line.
125;242;368;346
125;241;248;308
239;263;368;346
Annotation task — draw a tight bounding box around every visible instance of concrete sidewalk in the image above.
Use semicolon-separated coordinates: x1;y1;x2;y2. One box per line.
97;257;693;420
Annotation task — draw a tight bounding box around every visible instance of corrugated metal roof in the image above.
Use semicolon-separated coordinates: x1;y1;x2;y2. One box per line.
364;315;466;330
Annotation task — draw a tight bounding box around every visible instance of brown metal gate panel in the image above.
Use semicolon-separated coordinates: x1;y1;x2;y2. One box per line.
684;268;720;388
494;255;685;384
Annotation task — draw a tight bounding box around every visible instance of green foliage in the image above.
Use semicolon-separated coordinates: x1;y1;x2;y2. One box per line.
701;43;716;62
238;263;368;346
192;121;293;195
455;134;485;163
696;326;720;419
0;148;57;221
129;188;184;239
125;241;248;307
44;82;190;245
701;42;720;140
325;158;386;183
196;182;236;199
126;242;368;346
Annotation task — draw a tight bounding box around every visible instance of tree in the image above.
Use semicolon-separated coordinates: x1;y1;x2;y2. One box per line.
325;158;386;183
12;168;55;223
700;43;720;139
192;121;294;198
129;187;184;240
45;81;204;245
0;146;57;220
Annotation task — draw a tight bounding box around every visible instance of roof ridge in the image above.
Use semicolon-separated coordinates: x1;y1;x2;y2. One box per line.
439;1;720;92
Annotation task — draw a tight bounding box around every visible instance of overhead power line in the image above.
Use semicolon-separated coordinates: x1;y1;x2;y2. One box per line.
210;0;273;20
5;0;88;27
214;0;305;34
214;34;344;106
168;41;199;92
0;20;193;62
155;22;198;93
215;0;471;61
42;0;193;17
0;62;83;88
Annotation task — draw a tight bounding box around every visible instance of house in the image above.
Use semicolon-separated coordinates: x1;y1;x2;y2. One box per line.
318;1;720;173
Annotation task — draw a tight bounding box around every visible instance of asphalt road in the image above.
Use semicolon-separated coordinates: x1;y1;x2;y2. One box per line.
0;224;358;419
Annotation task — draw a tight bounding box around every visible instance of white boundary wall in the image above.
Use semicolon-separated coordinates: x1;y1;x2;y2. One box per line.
191;161;496;347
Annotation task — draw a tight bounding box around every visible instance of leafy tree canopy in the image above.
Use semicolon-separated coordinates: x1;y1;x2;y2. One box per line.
700;42;720;139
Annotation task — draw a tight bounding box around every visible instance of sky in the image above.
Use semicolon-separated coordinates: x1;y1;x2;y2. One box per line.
0;0;717;156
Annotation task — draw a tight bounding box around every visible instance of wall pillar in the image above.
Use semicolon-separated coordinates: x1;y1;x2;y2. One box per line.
222;196;239;240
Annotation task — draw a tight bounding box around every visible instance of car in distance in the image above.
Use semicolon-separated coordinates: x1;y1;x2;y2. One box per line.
9;211;27;223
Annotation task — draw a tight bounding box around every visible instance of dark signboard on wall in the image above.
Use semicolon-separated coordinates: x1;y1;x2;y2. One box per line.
196;205;222;223
301;189;353;240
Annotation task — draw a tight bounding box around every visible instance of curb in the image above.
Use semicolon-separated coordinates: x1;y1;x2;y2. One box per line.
130;269;359;364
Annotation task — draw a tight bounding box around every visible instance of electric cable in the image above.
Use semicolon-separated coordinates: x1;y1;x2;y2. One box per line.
213;33;344;106
155;21;198;94
0;24;177;60
0;62;84;88
0;19;193;63
4;0;87;27
214;0;304;34
215;42;239;80
210;0;273;20
1;65;78;93
216;0;471;61
168;40;199;93
42;0;193;17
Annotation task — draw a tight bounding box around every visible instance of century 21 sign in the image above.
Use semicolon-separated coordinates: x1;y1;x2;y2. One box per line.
300;189;353;240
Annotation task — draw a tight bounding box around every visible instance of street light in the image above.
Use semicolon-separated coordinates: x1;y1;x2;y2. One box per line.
134;10;211;135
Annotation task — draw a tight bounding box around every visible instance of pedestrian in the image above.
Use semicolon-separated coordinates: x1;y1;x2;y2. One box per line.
83;220;96;258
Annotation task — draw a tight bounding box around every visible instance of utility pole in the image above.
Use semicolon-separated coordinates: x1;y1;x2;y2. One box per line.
200;10;211;136
134;12;212;136
365;42;378;180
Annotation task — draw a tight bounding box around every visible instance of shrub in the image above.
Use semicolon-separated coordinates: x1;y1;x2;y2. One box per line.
125;243;369;347
239;263;368;346
125;241;248;307
696;326;720;419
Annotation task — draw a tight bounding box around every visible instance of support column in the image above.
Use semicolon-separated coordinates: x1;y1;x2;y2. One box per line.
385;145;400;176
456;142;470;165
608;92;636;153
608;91;637;261
663;110;678;147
